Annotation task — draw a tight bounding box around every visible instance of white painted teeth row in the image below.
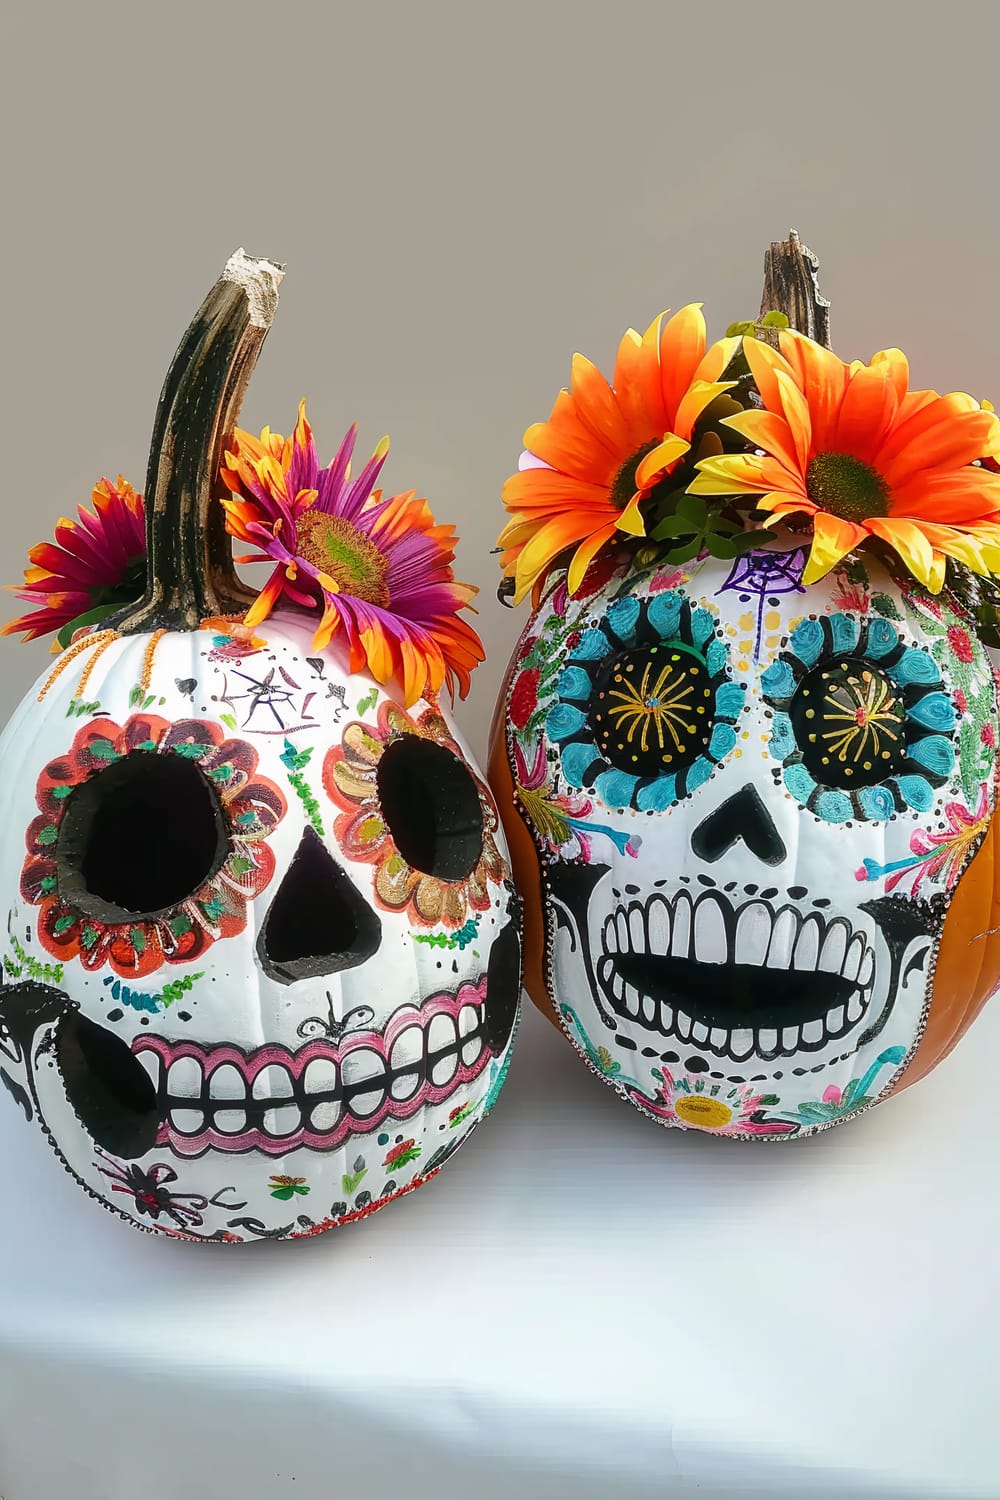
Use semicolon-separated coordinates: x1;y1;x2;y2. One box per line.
602;968;868;1057
602;895;875;984
134;1006;484;1136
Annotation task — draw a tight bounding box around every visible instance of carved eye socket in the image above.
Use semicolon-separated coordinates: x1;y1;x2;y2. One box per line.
589;644;716;777
790;658;907;788
376;736;484;880
57;752;229;920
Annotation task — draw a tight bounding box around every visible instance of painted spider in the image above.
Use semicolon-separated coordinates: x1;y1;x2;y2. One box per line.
94;1148;210;1229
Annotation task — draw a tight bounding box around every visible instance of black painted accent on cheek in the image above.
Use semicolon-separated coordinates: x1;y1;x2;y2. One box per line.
1;1067;32;1121
483;911;522;1054
858;894;936;1045
547;862;614;1025
691;784;787;867
56;1013;160;1160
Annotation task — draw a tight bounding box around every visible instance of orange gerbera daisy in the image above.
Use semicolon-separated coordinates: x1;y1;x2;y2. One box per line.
690;331;1000;591
498;306;738;604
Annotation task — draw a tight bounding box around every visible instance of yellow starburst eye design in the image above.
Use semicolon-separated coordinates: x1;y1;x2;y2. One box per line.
589;644;715;775
792;658;907;788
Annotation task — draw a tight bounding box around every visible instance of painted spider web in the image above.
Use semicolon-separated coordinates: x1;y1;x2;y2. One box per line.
716;547;809;662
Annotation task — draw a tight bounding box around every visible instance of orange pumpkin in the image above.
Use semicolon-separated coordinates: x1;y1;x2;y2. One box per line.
488;237;1000;1138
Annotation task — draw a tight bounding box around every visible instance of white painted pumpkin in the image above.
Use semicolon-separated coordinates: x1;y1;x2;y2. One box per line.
0;254;520;1240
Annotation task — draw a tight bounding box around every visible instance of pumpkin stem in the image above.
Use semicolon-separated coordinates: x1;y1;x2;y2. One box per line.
111;249;285;636
757;229;831;348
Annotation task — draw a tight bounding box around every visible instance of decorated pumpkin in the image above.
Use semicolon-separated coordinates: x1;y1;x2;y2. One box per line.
489;234;1000;1139
0;251;521;1239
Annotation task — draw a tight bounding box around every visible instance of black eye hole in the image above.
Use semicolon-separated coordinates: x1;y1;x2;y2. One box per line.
56;1012;160;1159
376;736;484;880
589;644;716;776
791;657;907;787
57;752;229;920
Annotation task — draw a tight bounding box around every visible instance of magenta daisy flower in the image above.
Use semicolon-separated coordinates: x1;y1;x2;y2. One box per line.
220;400;483;706
2;477;146;648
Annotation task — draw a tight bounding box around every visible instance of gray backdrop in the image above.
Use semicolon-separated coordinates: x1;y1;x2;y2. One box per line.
1;0;997;759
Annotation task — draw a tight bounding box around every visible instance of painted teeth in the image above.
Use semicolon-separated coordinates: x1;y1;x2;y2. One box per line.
598;889;886;1062
735;902;771;967
167;1056;203;1098
144;1001;491;1144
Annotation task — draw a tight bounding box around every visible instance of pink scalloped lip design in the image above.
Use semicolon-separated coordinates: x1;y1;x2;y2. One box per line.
133;978;493;1158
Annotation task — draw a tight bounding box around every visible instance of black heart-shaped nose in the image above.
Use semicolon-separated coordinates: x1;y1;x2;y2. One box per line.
692;784;787;867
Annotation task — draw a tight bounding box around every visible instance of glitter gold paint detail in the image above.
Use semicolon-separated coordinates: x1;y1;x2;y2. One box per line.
140;629;168;693
37;630;119;701
73;633;119;699
815;667;904;772
597;652;713;765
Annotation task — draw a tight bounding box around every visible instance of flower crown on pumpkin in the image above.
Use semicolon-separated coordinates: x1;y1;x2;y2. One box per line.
497;243;1000;647
2;401;484;709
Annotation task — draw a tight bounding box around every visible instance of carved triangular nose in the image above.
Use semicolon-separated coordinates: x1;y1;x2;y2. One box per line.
691;784;787;867
258;828;382;984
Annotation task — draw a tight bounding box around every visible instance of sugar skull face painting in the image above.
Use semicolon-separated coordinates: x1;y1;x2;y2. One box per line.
490;234;1000;1140
0;251;520;1239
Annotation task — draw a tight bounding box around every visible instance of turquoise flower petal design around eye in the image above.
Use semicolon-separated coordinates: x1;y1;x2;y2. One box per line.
556;665;592;701
647;593;683;639
857;783;896;820
547;589;740;812
569;628;612;661
829;613;860;654
890;647;942;686
906;692;956;732
546;703;587;740
560;740;599;788
788;617;824;666
865;618;899;659
761;659;797;698
908;734;955;778
605;596;640;643
761;610;957;825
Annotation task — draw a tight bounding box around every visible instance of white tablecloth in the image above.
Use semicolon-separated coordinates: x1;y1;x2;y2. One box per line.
0;998;998;1500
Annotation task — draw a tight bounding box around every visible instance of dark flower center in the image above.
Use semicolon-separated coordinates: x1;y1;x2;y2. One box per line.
296;513;391;606
805;451;890;521
609;440;660;510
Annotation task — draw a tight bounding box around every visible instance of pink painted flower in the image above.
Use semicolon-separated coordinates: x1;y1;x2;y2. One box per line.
983;723;996;748
954;687;968;714
629;1068;796;1136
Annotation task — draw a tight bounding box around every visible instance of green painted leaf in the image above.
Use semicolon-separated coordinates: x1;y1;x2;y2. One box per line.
871;591;901;621
220;714;238;731
35;824;58;846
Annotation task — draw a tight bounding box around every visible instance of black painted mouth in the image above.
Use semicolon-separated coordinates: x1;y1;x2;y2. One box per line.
596;890;877;1062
